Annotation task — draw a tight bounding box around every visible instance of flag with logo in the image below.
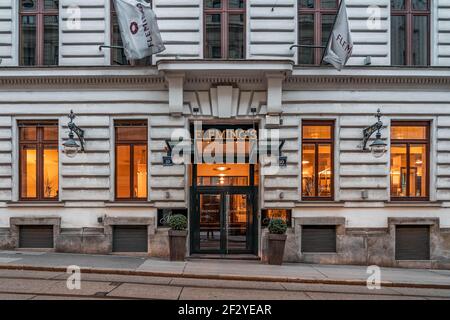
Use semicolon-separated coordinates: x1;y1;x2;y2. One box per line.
322;0;353;71
112;0;165;60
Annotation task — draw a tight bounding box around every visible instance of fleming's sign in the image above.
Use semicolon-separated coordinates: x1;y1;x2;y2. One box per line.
195;128;258;141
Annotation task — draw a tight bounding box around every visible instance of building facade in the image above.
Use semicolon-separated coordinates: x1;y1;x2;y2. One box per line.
0;0;450;268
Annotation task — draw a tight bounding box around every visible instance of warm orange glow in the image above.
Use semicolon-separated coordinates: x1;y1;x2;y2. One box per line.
43;148;58;198
21;147;37;198
197;163;250;186
391;126;427;140
303;125;332;139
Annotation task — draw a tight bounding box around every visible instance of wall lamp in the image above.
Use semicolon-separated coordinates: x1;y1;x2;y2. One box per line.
63;110;85;158
361;108;387;158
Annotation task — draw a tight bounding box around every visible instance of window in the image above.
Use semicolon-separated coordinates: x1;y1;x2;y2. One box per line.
110;0;152;65
390;121;429;200
301;121;334;200
115;121;148;200
19;121;59;200
391;0;430;66
204;0;245;59
20;0;59;66
298;0;338;65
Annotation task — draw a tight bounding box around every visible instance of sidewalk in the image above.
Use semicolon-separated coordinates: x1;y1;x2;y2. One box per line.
1;250;450;289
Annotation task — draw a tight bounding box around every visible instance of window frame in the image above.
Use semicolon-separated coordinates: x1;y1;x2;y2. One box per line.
301;120;335;201
114;120;148;201
391;0;431;66
203;0;246;59
19;0;59;66
297;0;339;65
18;120;59;201
390;120;430;201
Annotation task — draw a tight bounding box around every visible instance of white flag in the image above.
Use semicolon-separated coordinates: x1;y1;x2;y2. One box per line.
112;0;165;60
322;0;353;71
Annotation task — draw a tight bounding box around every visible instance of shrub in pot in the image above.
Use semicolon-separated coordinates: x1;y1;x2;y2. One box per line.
267;218;288;265
168;214;188;261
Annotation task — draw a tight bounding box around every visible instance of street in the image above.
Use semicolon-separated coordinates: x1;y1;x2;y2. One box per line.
0;269;449;300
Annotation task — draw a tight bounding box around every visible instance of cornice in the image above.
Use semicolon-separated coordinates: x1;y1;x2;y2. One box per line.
285;75;450;86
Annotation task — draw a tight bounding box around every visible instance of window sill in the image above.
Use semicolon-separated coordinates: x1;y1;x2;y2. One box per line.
295;201;344;208
104;201;155;208
386;201;440;207
6;201;64;208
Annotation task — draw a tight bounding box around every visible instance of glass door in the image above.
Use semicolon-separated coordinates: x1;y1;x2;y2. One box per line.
194;190;254;254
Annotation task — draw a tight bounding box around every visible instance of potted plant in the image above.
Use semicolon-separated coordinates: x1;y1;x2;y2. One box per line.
267;218;288;265
168;214;188;261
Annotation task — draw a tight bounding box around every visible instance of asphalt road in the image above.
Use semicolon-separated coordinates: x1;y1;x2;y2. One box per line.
0;269;449;300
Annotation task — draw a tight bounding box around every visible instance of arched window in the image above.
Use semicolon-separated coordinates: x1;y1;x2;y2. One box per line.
298;0;338;65
391;0;430;66
204;0;245;59
19;0;59;66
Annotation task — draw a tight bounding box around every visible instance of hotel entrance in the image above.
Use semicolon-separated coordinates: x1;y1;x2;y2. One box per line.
190;125;259;255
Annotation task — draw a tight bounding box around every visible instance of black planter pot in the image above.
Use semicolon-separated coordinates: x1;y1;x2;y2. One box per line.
168;229;187;261
268;233;287;265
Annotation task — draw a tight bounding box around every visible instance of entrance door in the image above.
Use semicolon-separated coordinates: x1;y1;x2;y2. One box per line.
193;189;255;254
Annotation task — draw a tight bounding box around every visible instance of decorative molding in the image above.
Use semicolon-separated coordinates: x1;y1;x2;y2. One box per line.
285;75;450;86
0;76;165;87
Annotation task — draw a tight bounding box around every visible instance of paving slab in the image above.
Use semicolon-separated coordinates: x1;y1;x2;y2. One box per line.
136;260;185;274
51;272;172;285
388;287;450;298
179;287;311;300
305;292;426;300
44;280;118;296
280;282;400;295
0;278;58;294
170;278;286;290
0;269;65;280
107;283;182;300
0;293;36;300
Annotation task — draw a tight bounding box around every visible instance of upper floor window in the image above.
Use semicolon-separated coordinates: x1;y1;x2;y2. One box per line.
302;121;334;200
204;0;245;59
115;121;148;200
19;121;59;201
110;0;152;65
390;121;429;200
298;0;338;65
20;0;59;66
391;0;430;66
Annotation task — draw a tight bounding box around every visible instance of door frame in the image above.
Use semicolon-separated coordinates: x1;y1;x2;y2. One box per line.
190;185;258;254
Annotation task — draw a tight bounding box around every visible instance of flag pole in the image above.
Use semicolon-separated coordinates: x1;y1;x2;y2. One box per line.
319;0;344;65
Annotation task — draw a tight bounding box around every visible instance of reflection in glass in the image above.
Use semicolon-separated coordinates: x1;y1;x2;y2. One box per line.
412;0;427;10
205;14;222;58
205;0;221;8
318;144;331;197
391;0;405;9
116;126;147;141
21;15;36;66
298;14;314;64
43;147;58;198
199;194;221;251
112;13;128;65
20;146;37;198
299;0;314;8
229;0;244;8
302;144;316;197
322;15;336;46
43;126;58;140
409;144;426;197
116;145;131;199
412;16;428;66
197;164;250;186
133;145;147;198
391;15;406;65
44;0;59;9
390;145;407;197
321;0;337;9
20;127;37;141
44;15;59;65
228;14;244;59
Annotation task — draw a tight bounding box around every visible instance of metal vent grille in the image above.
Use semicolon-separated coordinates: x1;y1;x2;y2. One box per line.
301;225;336;253
112;225;148;252
19;225;54;248
395;225;430;260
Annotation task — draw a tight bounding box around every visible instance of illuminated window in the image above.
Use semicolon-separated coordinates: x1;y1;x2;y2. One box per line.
298;0;338;65
19;121;59;200
302;121;333;200
204;0;245;59
390;121;429;200
115;121;148;200
20;0;59;66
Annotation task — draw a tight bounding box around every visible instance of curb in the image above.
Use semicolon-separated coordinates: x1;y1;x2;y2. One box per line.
1;264;450;290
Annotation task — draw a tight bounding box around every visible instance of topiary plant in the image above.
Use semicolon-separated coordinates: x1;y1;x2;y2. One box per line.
268;218;287;234
168;214;188;231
